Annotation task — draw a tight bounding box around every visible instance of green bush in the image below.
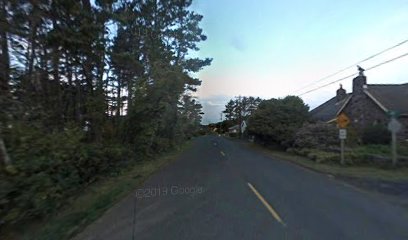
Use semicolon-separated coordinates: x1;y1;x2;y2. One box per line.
306;152;317;161
344;151;371;165
293;122;338;150
315;151;339;163
289;147;338;163
289;142;408;166
303;149;339;163
248;96;309;148
353;144;390;155
400;143;408;156
0;125;130;227
346;144;408;166
362;124;391;145
298;148;312;156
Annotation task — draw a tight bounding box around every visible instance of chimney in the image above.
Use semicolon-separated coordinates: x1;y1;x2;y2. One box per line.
336;84;346;102
353;66;367;94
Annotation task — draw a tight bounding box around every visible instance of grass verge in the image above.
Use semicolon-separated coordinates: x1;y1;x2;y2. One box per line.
248;143;408;182
5;141;192;240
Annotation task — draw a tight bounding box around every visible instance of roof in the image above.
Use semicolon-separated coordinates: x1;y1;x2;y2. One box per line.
309;94;351;122
365;84;408;114
310;83;408;122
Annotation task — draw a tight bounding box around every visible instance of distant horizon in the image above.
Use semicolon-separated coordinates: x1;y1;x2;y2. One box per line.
199;69;408;124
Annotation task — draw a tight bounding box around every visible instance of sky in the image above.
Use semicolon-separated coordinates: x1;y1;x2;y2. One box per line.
189;0;408;124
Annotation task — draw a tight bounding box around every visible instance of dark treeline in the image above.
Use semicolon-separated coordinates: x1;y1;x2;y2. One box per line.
0;0;210;227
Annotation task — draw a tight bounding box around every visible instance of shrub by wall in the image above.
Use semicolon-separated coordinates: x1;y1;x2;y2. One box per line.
293;122;338;149
362;124;391;145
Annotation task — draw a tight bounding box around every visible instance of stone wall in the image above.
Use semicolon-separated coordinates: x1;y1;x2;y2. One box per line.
399;117;408;140
342;92;387;132
342;92;408;140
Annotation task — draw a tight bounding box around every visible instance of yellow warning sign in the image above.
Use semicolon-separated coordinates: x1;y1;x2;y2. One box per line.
337;113;350;129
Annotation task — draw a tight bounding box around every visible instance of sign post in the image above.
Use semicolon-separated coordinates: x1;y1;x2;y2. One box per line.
339;129;347;165
387;117;402;167
337;113;350;165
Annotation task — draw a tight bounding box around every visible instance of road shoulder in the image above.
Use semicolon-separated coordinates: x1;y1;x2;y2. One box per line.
242;141;408;209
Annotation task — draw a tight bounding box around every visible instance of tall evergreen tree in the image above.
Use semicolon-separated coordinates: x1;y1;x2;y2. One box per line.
0;0;211;228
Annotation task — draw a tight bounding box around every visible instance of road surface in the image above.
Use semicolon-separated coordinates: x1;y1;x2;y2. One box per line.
73;135;408;240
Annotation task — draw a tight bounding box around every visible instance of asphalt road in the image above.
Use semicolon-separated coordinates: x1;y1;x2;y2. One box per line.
73;135;408;240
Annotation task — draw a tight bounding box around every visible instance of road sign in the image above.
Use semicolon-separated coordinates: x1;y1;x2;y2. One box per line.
339;129;347;165
337;113;350;128
339;129;347;139
388;118;402;133
387;110;400;118
241;120;247;133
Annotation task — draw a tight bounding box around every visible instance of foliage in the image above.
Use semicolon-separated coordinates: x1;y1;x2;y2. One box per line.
362;124;391;145
223;96;262;122
0;0;211;230
248;96;309;148
287;148;339;164
221;96;262;136
208;119;238;134
288;143;408;167
0;125;131;226
293;122;338;149
271;148;408;182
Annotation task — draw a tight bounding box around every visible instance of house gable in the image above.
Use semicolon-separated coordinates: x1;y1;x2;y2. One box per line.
310;94;351;123
340;91;388;131
309;71;408;139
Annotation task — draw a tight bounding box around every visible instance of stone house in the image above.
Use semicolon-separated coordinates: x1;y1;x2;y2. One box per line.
310;68;408;140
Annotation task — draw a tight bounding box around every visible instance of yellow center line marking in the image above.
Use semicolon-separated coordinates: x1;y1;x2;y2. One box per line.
247;182;286;226
220;151;225;156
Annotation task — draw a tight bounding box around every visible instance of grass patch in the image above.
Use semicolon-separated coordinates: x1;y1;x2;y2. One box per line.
352;144;408;156
249;143;408;182
4;141;192;240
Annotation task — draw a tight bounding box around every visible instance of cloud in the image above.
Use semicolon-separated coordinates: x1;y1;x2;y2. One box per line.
206;101;225;106
199;95;232;124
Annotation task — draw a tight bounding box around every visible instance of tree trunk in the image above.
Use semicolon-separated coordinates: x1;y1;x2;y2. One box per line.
0;137;11;166
116;71;122;117
0;0;10;94
75;66;82;122
0;1;11;167
27;24;37;77
127;76;133;112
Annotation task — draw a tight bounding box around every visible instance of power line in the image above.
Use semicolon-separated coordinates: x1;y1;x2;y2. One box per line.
298;52;408;96
293;38;408;93
298;73;358;96
365;52;408;72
